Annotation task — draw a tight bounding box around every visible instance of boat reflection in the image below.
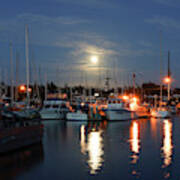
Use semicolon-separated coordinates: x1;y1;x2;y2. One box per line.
80;122;104;175
150;117;158;138
130;121;140;164
161;119;173;168
0;143;44;179
80;125;86;155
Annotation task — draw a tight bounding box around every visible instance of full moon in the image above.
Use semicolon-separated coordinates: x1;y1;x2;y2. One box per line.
90;56;98;64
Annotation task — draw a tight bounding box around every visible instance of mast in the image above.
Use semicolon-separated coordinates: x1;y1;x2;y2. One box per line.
25;25;30;107
133;73;136;96
15;51;20;101
10;42;14;105
44;72;48;100
167;50;171;101
168;51;171;77
160;30;163;107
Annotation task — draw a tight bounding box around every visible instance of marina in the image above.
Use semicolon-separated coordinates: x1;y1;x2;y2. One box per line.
1;0;180;179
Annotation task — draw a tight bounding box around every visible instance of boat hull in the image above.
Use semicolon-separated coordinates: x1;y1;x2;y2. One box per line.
106;109;136;121
151;110;170;118
66;112;88;121
0;125;43;154
40;110;63;120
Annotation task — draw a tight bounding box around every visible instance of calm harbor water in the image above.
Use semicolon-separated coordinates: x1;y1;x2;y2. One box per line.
1;117;180;180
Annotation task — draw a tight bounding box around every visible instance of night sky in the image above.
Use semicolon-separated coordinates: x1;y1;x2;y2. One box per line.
0;0;180;87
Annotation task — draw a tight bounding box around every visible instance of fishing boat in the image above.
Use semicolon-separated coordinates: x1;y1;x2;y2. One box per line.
40;98;68;120
105;99;135;121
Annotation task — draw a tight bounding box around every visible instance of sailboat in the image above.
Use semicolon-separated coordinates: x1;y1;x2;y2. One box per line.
151;31;170;118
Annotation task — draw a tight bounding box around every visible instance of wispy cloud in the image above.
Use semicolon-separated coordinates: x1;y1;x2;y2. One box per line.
152;0;180;7
53;0;116;8
0;13;158;85
145;16;180;29
17;13;90;25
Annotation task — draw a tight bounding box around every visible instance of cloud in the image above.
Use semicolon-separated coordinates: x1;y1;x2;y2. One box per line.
16;13;90;25
0;13;91;45
145;16;180;29
0;13;158;85
53;0;116;8
153;0;180;7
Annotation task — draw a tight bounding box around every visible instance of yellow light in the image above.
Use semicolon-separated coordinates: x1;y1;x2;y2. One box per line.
90;56;98;64
129;97;139;111
132;97;138;103
130;102;138;111
164;77;171;84
19;85;26;92
122;95;129;100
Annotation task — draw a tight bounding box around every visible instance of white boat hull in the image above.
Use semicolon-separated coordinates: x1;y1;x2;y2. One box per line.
66;112;88;121
106;109;136;121
40;109;63;120
151;110;170;118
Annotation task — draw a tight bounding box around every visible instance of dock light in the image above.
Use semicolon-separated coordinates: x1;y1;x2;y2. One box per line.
28;88;32;93
130;96;139;111
19;85;26;92
164;76;171;84
122;95;129;101
132;97;138;103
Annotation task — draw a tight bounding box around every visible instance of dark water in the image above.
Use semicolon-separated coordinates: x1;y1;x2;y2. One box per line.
2;117;180;180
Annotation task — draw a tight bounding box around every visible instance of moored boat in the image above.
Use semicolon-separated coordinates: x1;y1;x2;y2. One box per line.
0;108;43;154
66;110;88;121
150;107;170;118
40;98;68;120
105;99;136;121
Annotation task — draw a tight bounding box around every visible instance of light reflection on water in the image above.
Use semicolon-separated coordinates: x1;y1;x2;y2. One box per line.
129;121;140;164
161;119;173;168
1;117;180;179
80;124;104;174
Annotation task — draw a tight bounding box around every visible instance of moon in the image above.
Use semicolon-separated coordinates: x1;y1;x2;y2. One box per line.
90;56;98;64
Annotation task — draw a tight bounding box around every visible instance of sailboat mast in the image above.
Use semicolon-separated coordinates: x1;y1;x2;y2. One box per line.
160;30;163;106
10;42;14;105
168;51;171;77
25;25;30;107
15;51;19;101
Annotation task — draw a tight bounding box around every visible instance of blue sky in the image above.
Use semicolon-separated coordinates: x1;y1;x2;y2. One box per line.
0;0;180;87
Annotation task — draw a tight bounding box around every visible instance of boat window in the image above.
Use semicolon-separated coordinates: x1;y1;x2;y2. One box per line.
118;100;121;104
52;105;59;108
45;105;50;108
109;100;111;104
113;101;116;104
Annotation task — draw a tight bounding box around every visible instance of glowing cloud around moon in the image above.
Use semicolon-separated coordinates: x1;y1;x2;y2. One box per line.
90;56;98;64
